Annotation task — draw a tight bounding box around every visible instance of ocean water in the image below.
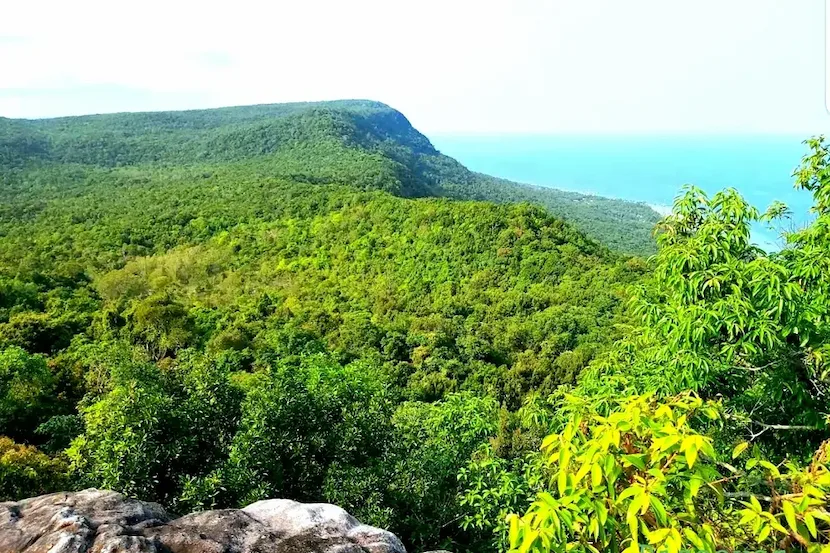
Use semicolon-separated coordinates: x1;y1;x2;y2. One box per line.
431;134;817;249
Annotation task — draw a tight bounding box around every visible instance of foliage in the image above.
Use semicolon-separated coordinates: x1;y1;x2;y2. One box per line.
0;347;57;441
35;414;84;454
218;355;394;506
388;393;500;550
462;138;830;553
507;393;830;553
66;351;242;505
67;371;177;499
459;446;542;551
5;100;830;553
0;101;659;254
0;437;68;501
580;163;830;453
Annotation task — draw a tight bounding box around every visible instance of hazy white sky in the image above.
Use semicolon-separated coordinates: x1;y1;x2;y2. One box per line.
1;0;828;133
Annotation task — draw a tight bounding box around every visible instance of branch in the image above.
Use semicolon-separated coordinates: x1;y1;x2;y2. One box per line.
749;421;822;441
724;491;773;502
441;513;465;528
734;362;775;373
753;422;819;431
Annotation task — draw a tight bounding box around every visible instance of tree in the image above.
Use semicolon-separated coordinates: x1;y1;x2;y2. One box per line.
67;351;243;506
581;168;830;454
507;393;830;553
0;347;56;441
67;377;177;500
388;393;500;550
482;138;830;553
219;355;395;506
0;437;68;501
123;294;195;360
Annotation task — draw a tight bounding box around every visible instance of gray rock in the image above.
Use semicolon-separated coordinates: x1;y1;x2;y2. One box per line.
0;489;408;553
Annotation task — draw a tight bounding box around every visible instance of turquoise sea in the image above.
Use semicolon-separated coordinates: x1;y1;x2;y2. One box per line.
431;135;817;249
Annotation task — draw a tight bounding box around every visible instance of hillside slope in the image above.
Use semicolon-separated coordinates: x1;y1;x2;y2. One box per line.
0;100;659;550
0;170;645;550
0;100;660;254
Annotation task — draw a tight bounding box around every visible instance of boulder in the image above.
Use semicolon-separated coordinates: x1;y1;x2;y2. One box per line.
0;489;407;553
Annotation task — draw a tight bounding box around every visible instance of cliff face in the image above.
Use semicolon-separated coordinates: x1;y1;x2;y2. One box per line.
0;489;408;553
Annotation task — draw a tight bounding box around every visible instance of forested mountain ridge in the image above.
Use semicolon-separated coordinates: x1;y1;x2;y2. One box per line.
0;100;660;254
0;101;652;551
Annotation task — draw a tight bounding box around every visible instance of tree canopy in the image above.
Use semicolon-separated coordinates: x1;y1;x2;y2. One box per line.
1;101;828;553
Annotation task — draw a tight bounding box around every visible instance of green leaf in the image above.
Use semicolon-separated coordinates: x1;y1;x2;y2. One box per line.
688;475;703;498
649;495;668;526
759;460;781;477
782;500;798;533
557;469;568;496
622;454;647;470
683;527;704;549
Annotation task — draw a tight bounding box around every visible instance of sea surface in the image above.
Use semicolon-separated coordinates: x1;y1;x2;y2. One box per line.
431;134;817;250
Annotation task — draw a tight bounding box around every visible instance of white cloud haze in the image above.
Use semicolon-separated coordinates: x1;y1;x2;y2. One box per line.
1;0;828;133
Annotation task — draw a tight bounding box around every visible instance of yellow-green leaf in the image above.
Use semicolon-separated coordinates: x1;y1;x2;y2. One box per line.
595;500;608;526
685;446;699;469
518;529;538;553
683;527;704;549
617;485;641;503
575;462;592;484
731;441;749;459
759;460;781;477
622;544;639;553
805;512;818;538
783;500;798;533
508;514;520;546
648;528;671;544
628;493;645;522
591;463;603;488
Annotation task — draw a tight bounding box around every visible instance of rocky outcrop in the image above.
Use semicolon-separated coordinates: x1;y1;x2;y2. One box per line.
0;489;407;553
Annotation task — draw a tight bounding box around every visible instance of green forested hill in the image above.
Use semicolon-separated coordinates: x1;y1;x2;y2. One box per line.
2;101;830;553
0;101;651;550
0;160;643;412
0;100;660;253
